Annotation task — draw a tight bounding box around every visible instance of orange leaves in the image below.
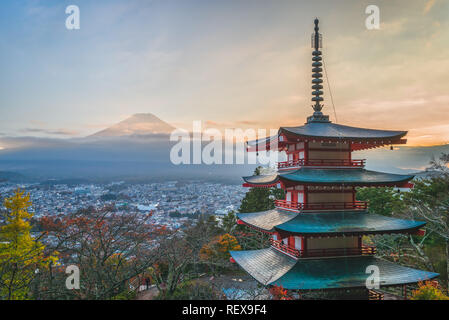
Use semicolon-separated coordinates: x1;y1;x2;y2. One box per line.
269;285;292;300
199;233;241;262
217;233;241;253
411;281;449;300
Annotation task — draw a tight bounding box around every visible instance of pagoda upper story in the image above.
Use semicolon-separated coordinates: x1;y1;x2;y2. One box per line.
246;18;407;169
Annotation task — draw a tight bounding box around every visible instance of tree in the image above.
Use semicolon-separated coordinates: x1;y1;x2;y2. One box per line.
0;189;57;300
411;281;449;300
236;167;285;250
150;232;195;298
403;153;449;289
356;186;405;216
220;211;239;234
199;233;241;274
163;280;220;300
39;209;164;299
239;167;284;213
269;285;292;300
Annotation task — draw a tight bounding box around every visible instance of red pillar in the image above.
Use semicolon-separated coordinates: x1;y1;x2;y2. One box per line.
302;237;307;256
288;236;295;248
304;141;309;161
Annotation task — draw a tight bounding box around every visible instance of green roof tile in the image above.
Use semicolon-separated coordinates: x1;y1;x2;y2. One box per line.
230;248;439;290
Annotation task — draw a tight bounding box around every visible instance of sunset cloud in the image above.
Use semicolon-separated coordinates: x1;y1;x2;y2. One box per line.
424;0;436;14
0;0;448;146
22;128;80;136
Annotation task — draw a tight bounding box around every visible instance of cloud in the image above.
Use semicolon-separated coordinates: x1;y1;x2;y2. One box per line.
380;18;407;35
424;0;436;14
22;128;80;136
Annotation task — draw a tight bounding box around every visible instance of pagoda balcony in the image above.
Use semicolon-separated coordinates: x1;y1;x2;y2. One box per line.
277;159;366;169
269;238;301;258
274;200;368;211
302;246;377;258
269;238;376;259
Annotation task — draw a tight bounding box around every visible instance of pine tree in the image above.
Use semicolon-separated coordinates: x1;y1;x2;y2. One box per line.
236;167;285;250
239;167;284;213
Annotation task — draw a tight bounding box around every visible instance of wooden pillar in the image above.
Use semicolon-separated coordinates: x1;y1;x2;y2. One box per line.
304;141;309;161
304;186;308;205
348;142;352;161
303;237;307;257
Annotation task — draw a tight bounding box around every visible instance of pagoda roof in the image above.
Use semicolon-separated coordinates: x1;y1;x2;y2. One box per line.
274;211;425;236
230;248;439;290
230;248;297;285
280;122;407;141
246;123;407;152
242;168;414;187
237;209;299;233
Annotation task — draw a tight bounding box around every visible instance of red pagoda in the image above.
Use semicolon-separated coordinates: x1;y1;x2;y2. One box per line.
230;19;438;299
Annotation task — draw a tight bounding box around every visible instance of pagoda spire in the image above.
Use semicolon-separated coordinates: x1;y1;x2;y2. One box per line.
307;18;330;123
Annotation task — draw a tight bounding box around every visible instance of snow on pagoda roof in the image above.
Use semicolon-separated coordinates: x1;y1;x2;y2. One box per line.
230;248;439;290
242;168;414;187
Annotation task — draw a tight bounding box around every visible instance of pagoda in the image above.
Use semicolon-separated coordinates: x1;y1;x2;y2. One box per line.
230;19;438;299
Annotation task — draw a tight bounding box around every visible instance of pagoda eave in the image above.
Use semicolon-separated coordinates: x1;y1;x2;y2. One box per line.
230;248;439;291
246;136;407;153
275;225;424;238
236;209;299;233
281;180;413;188
242;182;279;188
242;168;414;189
238;209;426;237
279;124;407;144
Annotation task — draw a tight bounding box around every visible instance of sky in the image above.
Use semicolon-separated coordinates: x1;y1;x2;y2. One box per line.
0;0;448;146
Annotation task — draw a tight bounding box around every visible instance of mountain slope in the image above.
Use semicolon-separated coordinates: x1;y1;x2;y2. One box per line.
90;113;175;137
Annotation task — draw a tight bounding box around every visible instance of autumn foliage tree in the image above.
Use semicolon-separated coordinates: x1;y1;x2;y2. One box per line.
0;189;57;300
199;233;241;275
411;281;449;300
38;209;166;300
269;285;292;300
200;233;241;261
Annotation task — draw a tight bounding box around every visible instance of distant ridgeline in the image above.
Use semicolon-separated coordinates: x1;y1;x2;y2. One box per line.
0;171;26;182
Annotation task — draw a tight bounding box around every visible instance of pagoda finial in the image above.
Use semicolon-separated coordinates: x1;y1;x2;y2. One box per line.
308;18;330;123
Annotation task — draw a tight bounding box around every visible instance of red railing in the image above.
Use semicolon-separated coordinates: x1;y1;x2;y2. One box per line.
301;246;377;258
270;238;376;258
270;239;301;258
275;200;368;211
368;290;385;300
277;159;365;169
